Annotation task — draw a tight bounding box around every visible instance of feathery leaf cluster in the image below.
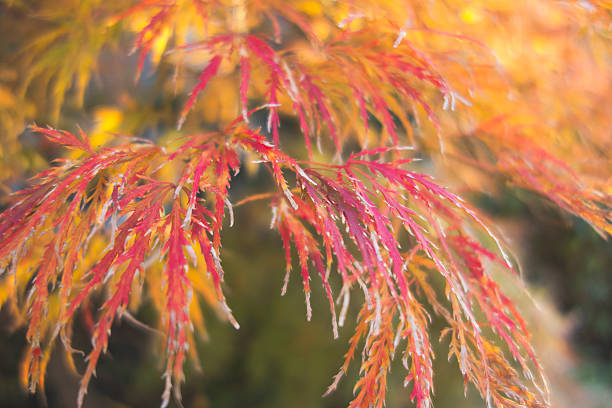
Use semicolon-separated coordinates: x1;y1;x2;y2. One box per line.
1;1;611;407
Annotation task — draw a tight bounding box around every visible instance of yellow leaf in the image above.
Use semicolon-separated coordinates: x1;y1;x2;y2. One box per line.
460;7;483;24
298;0;323;16
90;107;124;148
0;85;15;109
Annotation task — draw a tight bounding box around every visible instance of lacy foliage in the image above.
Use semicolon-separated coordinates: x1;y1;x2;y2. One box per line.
1;1;611;407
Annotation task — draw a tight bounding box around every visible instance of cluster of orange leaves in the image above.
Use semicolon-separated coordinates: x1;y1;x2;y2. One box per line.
0;1;611;407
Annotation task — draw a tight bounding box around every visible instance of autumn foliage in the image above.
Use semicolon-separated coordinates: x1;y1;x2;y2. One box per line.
0;1;611;407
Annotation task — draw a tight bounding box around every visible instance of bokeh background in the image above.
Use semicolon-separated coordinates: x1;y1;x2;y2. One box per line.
1;1;611;407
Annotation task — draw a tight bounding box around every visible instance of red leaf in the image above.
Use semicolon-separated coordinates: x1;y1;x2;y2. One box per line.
178;55;223;129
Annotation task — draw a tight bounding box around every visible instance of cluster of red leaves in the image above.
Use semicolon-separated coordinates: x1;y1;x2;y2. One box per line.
1;1;611;407
0;125;244;406
0;121;548;408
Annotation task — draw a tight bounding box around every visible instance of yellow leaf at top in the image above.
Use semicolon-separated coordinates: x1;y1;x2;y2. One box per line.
460;7;484;24
298;0;323;16
90;107;124;148
151;27;172;66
